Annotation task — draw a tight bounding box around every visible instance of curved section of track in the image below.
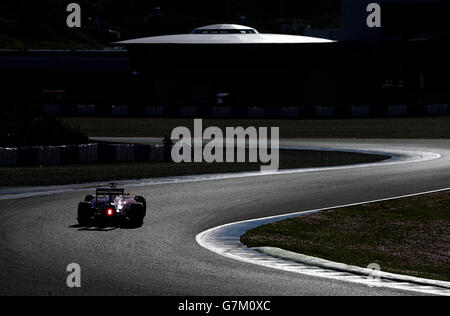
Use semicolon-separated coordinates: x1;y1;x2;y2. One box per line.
196;189;450;296
0;139;449;295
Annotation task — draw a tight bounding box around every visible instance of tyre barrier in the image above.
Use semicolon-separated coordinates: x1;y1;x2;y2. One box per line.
248;107;265;118
60;145;80;165
113;144;135;163
17;147;39;166
77;105;97;116
42;104;450;118
212;107;232;118
281;107;300;119
37;146;60;166
145;106;166;117
150;145;165;162
352;106;371;118
427;104;448;117
1;143;175;167
112;105;129;117
0;148;17;167
388;105;408;117
79;144;98;164
43;104;61;116
180;107;198;118
134;144;152;162
316;106;335;118
98;143;116;164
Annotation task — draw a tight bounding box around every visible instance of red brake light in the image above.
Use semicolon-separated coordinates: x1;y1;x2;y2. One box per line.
107;208;114;216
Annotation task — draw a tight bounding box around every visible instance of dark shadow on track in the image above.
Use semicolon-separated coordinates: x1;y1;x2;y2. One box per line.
69;221;143;231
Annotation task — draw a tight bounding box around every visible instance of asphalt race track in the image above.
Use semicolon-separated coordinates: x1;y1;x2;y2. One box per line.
1;139;449;296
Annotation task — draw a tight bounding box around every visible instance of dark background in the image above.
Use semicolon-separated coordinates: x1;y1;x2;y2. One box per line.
0;0;341;49
0;0;449;118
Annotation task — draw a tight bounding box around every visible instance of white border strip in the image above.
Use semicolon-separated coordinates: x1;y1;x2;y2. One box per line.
196;188;450;296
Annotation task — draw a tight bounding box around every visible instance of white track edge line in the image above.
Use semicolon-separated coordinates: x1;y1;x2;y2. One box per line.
196;187;450;296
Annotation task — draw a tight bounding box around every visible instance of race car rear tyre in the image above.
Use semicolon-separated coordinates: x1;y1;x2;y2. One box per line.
128;203;145;228
78;202;93;226
134;196;147;215
84;195;95;202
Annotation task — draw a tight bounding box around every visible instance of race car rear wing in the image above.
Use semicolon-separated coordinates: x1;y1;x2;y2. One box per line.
96;188;125;195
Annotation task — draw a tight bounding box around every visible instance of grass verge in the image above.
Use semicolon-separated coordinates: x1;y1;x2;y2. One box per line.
0;150;388;187
241;190;450;282
61;117;450;139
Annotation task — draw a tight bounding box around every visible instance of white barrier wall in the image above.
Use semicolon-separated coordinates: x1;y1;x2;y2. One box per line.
79;144;98;164
352;106;370;118
78;105;97;116
180;107;198;118
427;104;448;116
212;107;232;118
388;105;408;117
0;148;17;167
145;106;166;117
114;144;135;163
281;107;299;118
37;146;60;166
112;106;129;116
150;145;165;162
316;106;334;118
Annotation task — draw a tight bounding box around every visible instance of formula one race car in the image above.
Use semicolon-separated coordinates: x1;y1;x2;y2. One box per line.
77;183;146;228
